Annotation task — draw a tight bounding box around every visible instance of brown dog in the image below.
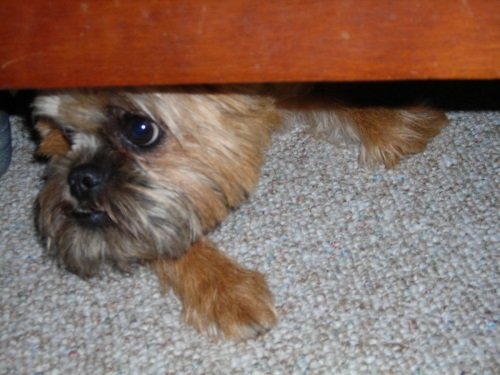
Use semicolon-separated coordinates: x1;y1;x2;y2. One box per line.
33;85;446;341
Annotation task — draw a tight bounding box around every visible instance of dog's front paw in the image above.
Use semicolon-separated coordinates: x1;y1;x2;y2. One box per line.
152;240;277;341
183;266;277;341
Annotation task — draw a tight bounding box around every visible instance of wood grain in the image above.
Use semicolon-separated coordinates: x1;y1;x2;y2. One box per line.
1;0;499;89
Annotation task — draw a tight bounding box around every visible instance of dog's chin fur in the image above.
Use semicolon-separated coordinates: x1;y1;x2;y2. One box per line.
33;84;447;340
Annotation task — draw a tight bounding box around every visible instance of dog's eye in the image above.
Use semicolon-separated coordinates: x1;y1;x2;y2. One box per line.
122;115;160;148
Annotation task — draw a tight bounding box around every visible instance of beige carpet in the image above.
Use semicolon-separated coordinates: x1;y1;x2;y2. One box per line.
1;111;499;374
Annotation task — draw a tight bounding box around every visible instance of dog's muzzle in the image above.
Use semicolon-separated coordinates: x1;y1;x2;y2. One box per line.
67;163;110;227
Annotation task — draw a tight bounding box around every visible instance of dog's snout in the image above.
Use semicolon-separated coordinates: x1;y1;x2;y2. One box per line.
68;164;105;200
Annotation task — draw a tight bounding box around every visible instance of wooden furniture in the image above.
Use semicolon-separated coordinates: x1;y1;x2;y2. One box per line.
1;0;499;89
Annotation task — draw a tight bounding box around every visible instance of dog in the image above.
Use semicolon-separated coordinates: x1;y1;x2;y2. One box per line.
32;85;447;341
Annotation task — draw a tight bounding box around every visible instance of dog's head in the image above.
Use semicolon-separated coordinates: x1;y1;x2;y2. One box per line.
33;87;278;277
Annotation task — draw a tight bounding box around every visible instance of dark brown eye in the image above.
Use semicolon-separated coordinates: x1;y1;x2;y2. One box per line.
122;115;160;148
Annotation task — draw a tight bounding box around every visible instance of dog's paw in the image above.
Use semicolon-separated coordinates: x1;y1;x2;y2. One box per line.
152;240;277;341
182;267;277;341
357;107;447;168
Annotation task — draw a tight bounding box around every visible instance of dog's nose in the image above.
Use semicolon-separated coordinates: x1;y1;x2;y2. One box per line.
68;164;105;200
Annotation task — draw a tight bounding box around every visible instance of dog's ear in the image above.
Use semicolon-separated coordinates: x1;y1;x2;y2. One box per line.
35;120;70;157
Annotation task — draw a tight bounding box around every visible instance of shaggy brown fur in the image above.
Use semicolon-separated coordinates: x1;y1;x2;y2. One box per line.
33;85;446;341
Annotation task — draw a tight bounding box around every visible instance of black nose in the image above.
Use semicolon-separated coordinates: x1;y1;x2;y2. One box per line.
68;164;105;200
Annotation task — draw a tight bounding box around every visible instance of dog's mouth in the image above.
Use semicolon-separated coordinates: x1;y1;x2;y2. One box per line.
71;209;111;228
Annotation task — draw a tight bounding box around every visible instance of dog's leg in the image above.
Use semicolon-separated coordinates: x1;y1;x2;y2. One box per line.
151;239;277;341
335;106;447;168
285;104;447;168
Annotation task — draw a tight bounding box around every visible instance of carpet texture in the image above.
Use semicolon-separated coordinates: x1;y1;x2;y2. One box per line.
1;111;499;374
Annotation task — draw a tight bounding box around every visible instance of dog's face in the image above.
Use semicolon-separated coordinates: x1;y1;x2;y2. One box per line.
33;87;279;277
